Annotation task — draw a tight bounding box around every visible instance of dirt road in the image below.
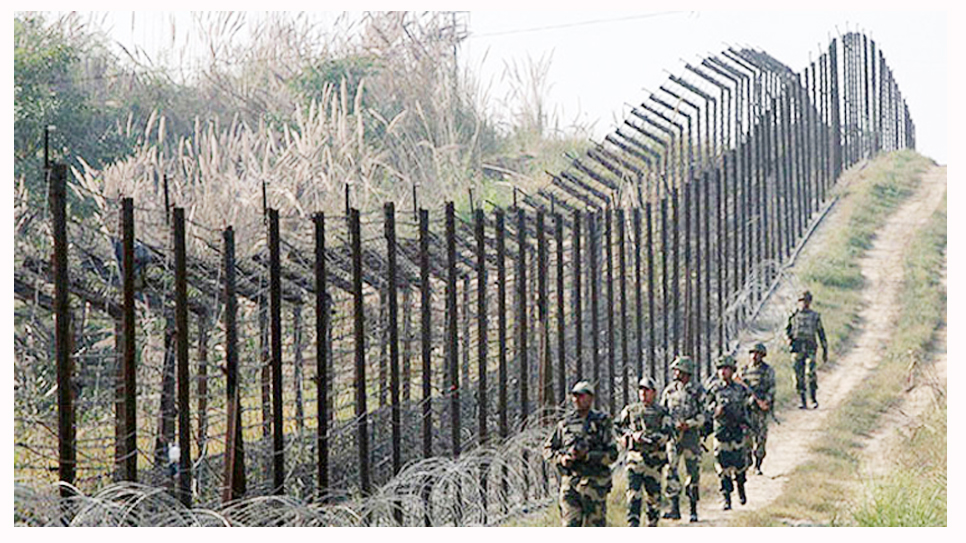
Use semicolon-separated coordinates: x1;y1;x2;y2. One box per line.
680;164;947;527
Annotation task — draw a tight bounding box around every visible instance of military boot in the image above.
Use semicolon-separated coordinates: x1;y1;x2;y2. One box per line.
688;488;699;522
799;391;808;409
646;507;660;527
754;457;763;475
663;496;681;520
737;479;747;505
810;388;819;409
722;491;732;511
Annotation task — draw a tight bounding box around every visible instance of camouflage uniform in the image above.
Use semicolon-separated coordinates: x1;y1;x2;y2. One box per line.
616;379;674;527
738;345;776;474
544;392;618;527
661;358;705;520
786;293;828;407
706;356;752;509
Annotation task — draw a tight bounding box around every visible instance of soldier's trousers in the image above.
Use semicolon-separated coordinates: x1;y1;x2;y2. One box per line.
665;438;701;501
625;451;665;526
792;350;818;396
747;410;769;467
559;474;611;526
713;425;748;494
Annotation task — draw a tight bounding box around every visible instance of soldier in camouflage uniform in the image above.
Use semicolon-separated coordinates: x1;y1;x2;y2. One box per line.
785;290;828;409
736;342;776;475
616;376;674;527
660;356;705;522
544;381;619;526
706;355;752;510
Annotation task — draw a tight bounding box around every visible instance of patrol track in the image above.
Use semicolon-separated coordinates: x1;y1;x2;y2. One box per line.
688;163;947;527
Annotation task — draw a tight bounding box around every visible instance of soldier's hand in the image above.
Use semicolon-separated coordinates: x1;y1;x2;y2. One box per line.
560;454;574;468
757;398;770;411
714;405;725;419
676;421;689;432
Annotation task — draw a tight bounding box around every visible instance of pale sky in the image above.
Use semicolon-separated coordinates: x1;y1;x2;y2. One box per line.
89;9;948;165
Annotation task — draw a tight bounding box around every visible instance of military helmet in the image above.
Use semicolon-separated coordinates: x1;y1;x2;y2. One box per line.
799;290;813;302
571;381;595;396
715;355;737;369
670;355;695;375
749;342;767;355
638;376;657;390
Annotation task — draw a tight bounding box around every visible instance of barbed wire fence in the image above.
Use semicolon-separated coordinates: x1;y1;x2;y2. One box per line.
14;32;915;526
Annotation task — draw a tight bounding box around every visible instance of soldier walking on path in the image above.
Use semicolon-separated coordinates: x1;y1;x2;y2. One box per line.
786;291;828;409
736;343;776;475
616;376;674;527
543;381;619;526
660;356;705;522
706;355;752;510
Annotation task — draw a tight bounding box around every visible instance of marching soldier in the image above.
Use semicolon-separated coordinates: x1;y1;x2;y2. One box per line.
661;356;705;522
543;381;619;526
616;376;674;527
737;342;776;475
785;290;828;408
706;355;752;510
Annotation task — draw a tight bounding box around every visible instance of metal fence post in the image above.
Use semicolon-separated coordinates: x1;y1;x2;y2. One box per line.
51;163;76;497
172;207;192;507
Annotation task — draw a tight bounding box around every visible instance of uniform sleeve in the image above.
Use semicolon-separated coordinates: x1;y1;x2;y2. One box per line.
543;424;563;464
615;406;630;435
685;386;706;428
765;366;777;404
816;313;828;350
655;410;674;447
588;416;619;468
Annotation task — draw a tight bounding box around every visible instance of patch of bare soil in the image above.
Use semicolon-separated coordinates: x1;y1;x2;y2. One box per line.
674;165;947;527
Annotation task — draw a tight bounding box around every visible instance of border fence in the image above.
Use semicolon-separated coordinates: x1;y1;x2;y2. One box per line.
14;32;915;526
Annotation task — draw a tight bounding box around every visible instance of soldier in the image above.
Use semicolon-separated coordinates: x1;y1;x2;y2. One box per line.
785;290;828;409
660;356;705;522
706;355;752;510
543;381;619;526
616;376;674;527
736;342;776;475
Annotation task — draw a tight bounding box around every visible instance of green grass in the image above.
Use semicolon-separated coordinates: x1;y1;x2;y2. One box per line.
850;191;946;526
729;152;944;526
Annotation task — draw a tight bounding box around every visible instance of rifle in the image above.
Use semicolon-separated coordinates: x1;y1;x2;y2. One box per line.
735;373;781;425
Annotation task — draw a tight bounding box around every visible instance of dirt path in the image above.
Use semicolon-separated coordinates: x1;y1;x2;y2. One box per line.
680;164;947;526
